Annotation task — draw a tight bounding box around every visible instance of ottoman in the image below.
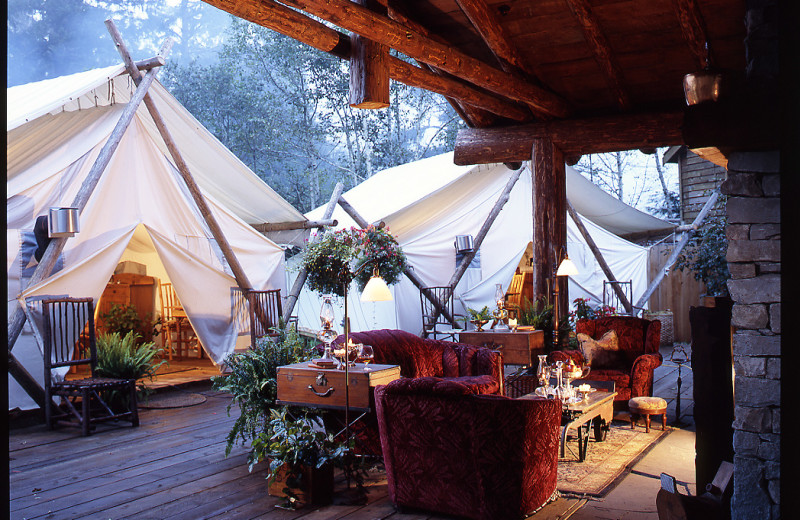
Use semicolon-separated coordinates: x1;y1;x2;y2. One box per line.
629;396;667;433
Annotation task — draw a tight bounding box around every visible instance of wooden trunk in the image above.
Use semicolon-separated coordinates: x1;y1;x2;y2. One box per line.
458;330;545;366
267;461;334;508
276;362;401;411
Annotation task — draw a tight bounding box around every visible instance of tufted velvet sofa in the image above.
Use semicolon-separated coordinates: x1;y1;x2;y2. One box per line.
550;316;662;406
375;377;561;520
325;329;504;456
331;329;505;395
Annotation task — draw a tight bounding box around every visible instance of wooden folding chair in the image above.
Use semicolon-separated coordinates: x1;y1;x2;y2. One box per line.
158;282;179;360
247;289;283;347
42;297;139;436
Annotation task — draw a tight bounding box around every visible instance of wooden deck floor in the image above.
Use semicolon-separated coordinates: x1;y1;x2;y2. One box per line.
8;343;694;520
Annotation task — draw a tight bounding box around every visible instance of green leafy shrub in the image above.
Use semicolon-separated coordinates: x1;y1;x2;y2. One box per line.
517;296;572;350
675;213;730;297
100;303;161;343
466;305;492;321
213;325;315;456
96;331;166;382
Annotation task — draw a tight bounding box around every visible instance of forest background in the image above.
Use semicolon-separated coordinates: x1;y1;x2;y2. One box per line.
8;0;680;218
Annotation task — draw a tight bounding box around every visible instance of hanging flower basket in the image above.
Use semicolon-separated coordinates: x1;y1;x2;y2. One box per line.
302;226;407;297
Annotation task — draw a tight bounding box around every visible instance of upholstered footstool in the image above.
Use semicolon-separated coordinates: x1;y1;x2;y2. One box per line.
628;396;667;433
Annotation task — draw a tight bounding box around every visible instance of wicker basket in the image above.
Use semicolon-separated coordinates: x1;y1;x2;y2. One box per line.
643;310;674;346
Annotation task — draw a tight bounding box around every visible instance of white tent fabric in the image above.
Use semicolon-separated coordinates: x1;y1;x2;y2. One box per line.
7;68;300;410
293;152;664;336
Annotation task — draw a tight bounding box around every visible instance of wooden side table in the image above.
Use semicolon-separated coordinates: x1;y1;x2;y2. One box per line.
458;329;545;366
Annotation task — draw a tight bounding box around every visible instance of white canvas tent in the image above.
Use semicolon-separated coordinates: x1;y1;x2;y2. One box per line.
291;152;674;335
7;65;307;411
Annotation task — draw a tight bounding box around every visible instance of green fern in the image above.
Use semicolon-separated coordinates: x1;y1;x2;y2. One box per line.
96;331;166;381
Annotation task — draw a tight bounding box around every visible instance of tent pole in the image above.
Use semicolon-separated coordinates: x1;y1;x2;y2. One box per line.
566;200;633;314
335;194;458;325
282;183;345;322
634;189;721;313
106;20;253;294
7;42;172;355
444;164;526;304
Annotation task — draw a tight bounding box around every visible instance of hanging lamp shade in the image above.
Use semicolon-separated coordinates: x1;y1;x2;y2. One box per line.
361;269;393;302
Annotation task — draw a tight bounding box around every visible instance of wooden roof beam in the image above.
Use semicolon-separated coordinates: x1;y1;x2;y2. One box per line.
674;0;711;69
270;0;571;117
350;0;390;109
204;0;529;121
387;1;504;127
453;111;684;165
454;0;552;120
564;0;631;111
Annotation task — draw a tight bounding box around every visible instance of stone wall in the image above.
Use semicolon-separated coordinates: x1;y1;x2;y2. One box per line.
722;151;780;519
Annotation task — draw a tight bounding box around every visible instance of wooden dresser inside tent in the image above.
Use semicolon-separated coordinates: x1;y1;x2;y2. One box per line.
96;269;158;342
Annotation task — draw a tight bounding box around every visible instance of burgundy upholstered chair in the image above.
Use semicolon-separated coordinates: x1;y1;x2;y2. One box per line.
333;329;505;394
375;377;561;520
550;316;662;406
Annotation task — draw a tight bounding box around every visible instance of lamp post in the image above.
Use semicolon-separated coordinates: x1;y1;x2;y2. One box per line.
552;250;579;348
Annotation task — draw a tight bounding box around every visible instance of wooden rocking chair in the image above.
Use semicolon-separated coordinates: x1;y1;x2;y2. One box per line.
42;297;139;436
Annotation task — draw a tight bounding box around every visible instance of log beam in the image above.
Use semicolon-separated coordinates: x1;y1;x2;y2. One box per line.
218;0;571;117
253;219;337;233
564;0;631;110
674;0;710;69
454;111;684;164
531;138;567;316
204;0;527;121
349;0;390;109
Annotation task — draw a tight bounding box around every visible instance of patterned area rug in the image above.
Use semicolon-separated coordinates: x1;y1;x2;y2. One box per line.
558;421;670;497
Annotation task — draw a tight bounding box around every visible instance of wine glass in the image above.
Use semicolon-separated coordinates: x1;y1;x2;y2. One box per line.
359;344;374;371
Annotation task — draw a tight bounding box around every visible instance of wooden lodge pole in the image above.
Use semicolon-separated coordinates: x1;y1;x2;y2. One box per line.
634;189;721;313
435;164;526;320
253;219;337;233
349;0;390;109
532;138;567;314
106;20;253;295
282;183;345;322
566;200;633;314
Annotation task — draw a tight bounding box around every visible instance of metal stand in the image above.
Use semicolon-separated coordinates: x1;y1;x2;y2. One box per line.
668;345;691;426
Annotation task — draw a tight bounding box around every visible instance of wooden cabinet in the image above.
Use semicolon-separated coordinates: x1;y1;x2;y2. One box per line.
276;362;401;411
96;273;157;340
458;330;545;366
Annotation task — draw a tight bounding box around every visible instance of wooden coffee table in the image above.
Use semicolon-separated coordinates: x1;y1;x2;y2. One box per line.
519;381;616;461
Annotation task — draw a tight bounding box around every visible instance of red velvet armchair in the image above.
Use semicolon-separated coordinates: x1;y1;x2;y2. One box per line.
375;377;561;520
333;329;505;394
550;316;663;406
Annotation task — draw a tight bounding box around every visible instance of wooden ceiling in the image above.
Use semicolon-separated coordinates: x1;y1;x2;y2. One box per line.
204;0;747;160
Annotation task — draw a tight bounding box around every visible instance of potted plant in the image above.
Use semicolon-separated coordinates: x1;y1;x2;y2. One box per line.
212;325;315;456
250;407;350;509
517;296;573;350
301;226;407;297
675;213;731;307
95;330;167;404
99;303;161;344
466;305;492;331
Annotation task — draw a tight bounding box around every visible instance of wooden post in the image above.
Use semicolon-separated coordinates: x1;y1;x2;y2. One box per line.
7;45;171;353
349;0;390;109
106;20;253;294
635;189;721;312
253;219;337;233
282;183;345;322
532;138;567;315
566;200;633;314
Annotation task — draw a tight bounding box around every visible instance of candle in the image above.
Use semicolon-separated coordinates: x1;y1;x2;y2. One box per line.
578;384;590;392
508;318;518;329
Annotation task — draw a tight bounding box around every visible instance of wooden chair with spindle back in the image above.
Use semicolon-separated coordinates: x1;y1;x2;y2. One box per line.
42;297;139;436
247;289;283;347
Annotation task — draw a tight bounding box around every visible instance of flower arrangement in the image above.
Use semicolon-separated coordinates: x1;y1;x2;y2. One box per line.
302;226;407;297
568;297;618;326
